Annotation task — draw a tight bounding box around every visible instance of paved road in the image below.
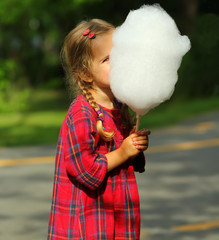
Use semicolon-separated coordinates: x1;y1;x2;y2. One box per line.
0;111;219;240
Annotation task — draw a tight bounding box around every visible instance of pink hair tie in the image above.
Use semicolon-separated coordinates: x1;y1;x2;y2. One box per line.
96;110;103;122
82;29;96;39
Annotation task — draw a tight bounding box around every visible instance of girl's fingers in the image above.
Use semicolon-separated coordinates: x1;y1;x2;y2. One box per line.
130;129;150;152
135;144;149;151
137;129;151;136
132;133;149;151
133;140;148;146
132;139;148;147
132;136;148;144
130;129;151;138
133;136;148;141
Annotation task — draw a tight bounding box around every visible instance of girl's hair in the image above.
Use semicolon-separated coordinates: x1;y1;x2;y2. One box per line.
61;19;134;141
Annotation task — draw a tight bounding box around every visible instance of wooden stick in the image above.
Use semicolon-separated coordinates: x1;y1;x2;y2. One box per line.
135;114;141;132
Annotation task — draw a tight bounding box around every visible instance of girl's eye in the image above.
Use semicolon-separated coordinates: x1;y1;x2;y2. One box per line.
103;57;109;63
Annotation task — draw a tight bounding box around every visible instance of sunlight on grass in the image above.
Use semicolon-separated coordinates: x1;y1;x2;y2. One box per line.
0;111;66;126
0;93;218;147
0;111;66;147
25;111;66;126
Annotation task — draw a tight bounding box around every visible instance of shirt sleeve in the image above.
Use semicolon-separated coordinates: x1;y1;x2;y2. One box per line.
64;106;108;191
132;152;146;173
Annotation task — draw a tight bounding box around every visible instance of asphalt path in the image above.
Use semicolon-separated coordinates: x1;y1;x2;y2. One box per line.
0;111;219;240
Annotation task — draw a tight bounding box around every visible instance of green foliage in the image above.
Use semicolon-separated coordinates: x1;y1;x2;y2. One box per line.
0;0;218;147
0;0;218;114
0;0;32;24
0;0;63;87
0;59;31;112
176;13;219;98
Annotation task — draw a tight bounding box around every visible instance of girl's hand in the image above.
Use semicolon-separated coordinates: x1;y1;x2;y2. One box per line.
120;128;151;159
132;128;151;151
105;127;150;172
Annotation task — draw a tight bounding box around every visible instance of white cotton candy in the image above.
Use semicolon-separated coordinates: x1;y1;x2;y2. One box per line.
110;4;191;115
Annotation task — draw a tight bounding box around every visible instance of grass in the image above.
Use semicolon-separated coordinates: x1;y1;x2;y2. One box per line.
0;89;219;147
140;97;219;129
0;111;66;147
0;89;70;147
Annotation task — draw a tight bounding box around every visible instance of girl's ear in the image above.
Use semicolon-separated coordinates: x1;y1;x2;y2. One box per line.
77;71;93;83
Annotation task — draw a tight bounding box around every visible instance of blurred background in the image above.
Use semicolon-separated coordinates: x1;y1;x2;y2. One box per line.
0;0;219;147
1;1;219;240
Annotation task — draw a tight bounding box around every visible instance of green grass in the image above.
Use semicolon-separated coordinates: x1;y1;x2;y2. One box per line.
0;89;70;147
140;97;219;129
0;111;67;147
0;89;219;147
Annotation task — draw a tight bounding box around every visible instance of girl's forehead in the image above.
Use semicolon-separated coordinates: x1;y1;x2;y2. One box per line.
91;32;113;59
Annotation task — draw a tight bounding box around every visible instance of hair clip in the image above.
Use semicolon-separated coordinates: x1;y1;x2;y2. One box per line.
88;32;95;39
82;29;90;36
82;28;96;39
96;109;103;122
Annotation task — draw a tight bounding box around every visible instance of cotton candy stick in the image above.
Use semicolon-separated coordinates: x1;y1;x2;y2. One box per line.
110;4;191;131
135;115;141;132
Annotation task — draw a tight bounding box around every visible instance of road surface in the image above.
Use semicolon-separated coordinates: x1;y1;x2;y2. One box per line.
0;111;219;240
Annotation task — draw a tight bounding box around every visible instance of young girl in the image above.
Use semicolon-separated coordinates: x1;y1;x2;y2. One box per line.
48;19;150;240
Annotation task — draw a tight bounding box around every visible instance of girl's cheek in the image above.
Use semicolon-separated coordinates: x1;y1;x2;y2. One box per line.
105;65;110;75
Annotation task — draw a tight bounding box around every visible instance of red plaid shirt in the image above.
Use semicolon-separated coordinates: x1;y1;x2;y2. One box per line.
48;95;144;240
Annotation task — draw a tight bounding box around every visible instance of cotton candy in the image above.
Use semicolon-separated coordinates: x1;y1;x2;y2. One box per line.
110;4;191;116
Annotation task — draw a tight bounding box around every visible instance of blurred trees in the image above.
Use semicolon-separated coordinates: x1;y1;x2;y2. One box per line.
0;0;218;112
177;12;219;97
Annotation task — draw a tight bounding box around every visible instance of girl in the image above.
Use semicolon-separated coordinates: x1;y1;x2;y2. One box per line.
48;19;150;240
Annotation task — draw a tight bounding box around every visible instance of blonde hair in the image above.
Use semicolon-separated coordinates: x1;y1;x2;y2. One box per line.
61;19;134;141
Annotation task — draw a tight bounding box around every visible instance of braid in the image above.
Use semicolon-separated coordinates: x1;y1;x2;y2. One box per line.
61;19;116;141
77;80;114;141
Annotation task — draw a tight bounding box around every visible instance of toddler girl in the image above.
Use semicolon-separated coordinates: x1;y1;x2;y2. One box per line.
48;19;150;240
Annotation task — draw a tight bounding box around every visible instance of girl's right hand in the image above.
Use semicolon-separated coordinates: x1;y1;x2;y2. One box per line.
119;128;151;159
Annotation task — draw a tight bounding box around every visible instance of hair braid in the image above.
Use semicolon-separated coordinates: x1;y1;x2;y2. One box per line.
77;80;114;141
61;19;133;140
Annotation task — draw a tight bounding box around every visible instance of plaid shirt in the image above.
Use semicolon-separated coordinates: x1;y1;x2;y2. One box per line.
48;95;144;240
